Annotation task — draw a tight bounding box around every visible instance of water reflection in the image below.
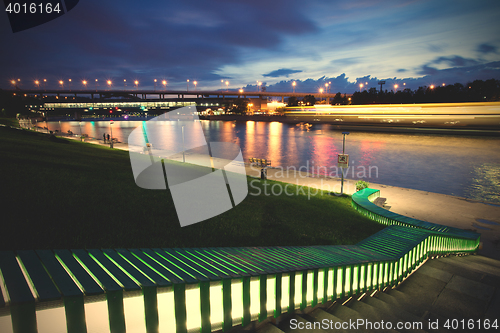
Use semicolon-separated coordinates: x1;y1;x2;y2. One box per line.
47;120;500;203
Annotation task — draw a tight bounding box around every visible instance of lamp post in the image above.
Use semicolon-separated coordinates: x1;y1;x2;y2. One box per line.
194;81;197;91
68;79;72;91
35;80;40;89
59;80;64;89
109;120;114;148
340;131;350;195
43;79;47;90
135;80;139;90
95;79;98;91
154;79;157;92
187;79;190;92
292;81;296;93
225;81;229;92
124;79;126;89
107;80;112;91
221;79;224;91
82;80;87;90
162;80;167;91
359;83;363;92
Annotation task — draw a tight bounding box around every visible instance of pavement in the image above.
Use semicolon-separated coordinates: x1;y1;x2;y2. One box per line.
71;135;500;261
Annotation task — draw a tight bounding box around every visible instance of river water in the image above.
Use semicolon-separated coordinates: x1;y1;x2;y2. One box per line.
47;119;500;203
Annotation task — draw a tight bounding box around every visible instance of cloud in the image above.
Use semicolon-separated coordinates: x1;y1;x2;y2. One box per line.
418;65;439;75
330;57;363;66
477;43;497;54
432;56;479;67
262;68;303;78
397;68;408;73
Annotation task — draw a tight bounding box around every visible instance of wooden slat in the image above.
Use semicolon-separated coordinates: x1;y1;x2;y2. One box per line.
54;249;103;296
161;248;224;280
87;249;140;291
116;249;172;286
71;249;122;292
102;249;156;287
17;250;61;302
0;251;34;303
143;248;203;284
35;250;82;297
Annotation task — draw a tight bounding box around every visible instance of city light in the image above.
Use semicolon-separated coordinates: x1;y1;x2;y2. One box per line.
187;79;190;91
239;89;243;93
34;80;39;89
430;85;435;89
107;80;112;90
359;83;364;92
394;84;398;91
162;80;167;90
68;78;72;91
154;79;157;91
124;79;126;88
82;80;87;89
225;80;229;91
292;81;296;93
134;80;139;90
59;80;64;89
194;81;197;91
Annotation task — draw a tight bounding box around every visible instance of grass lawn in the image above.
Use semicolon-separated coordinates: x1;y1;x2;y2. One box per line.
0;125;385;250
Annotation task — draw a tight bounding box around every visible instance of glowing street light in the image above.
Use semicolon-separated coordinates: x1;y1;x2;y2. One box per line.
187;79;190;91
258;81;262;92
43;79;47;90
162;80;167;90
134;80;139;90
59;80;64;89
239;88;243;94
225;80;229;91
34;80;40;89
319;88;324;93
10;80;16;89
154;79;157;91
95;79;98;90
221;79;224;91
394;84;398;92
329;81;331;93
194;81;197;91
359;83;364;92
107;80;112;90
82;80;87;89
430;85;435;89
442;83;445;87
292;81;296;93
68;78;72;91
123;79;126;88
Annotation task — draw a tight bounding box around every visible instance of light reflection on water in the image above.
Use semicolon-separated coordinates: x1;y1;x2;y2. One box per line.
47;120;500;203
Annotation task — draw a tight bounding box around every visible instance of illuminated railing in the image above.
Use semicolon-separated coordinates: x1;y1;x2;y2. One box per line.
0;189;480;333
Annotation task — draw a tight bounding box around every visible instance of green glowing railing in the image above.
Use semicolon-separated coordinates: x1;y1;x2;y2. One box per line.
0;189;480;333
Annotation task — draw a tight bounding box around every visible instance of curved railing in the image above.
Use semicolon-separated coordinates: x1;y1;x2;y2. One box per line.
0;189;481;333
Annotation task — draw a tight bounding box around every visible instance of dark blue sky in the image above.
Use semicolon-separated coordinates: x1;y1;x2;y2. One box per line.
1;0;500;93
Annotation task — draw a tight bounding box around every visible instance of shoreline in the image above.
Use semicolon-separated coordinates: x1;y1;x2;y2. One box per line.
61;132;500;260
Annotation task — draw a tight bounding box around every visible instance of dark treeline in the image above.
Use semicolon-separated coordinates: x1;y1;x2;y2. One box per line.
287;79;500;106
350;79;500;105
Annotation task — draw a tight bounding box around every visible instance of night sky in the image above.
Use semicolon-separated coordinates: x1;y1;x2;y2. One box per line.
1;0;500;93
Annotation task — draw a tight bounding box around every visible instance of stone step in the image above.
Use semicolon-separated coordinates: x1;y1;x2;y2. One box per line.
363;294;427;333
279;314;328;333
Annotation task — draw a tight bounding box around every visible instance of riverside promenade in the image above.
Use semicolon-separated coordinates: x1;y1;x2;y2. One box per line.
74;135;500;261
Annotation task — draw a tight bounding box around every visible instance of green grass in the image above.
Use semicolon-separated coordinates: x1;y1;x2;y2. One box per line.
0;117;19;127
0;126;385;250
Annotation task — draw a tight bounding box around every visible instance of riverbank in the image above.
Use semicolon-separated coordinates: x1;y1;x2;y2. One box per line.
72;132;500;260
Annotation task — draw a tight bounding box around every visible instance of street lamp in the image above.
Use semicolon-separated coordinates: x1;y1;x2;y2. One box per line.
225;81;229;91
10;80;16;88
59;80;64;89
430;85;435;89
239;89;243;94
359;83;363;92
258;81;262;92
154;79;157;91
124;79;126;89
95;79;98;90
134;80;139;90
194;81;197;91
162;80;167;90
35;80;40;89
329;81;331;93
292;81;296;93
68;79;72;91
221;79;224;91
340;131;350;195
82;80;87;89
394;84;398;92
43;79;47;90
187;79;190;91
107;80;112;90
109;120;114;148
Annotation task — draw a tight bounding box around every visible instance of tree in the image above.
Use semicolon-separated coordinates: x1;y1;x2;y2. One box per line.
287;96;299;106
303;94;316;106
229;98;250;114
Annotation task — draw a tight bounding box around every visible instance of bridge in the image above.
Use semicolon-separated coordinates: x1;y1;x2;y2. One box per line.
6;89;339;104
